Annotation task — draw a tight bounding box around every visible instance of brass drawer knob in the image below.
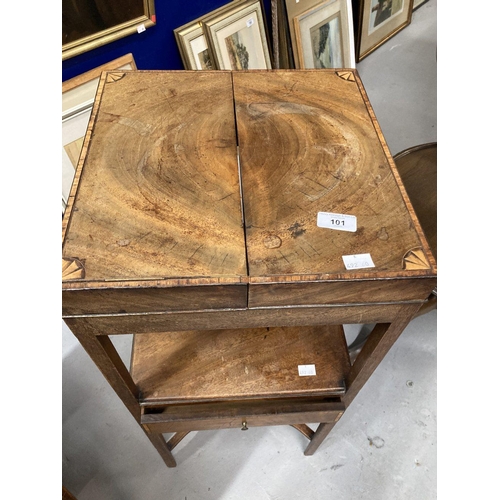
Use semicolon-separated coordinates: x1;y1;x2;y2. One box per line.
241;420;248;431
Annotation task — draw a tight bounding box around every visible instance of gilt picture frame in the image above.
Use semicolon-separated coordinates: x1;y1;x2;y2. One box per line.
174;21;215;71
202;0;272;70
290;0;356;69
356;0;414;61
62;54;137;213
62;0;155;60
174;3;241;71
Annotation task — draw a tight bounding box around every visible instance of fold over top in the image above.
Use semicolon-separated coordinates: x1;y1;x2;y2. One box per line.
233;70;429;279
62;71;246;283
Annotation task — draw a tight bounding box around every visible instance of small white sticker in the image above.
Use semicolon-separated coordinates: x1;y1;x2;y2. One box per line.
298;364;316;376
317;212;357;232
246;18;255;28
342;253;375;270
137;23;146;33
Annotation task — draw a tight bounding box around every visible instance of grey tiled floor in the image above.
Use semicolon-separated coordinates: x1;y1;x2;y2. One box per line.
62;2;437;498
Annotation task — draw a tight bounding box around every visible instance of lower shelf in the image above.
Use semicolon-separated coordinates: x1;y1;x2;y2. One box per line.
130;324;351;405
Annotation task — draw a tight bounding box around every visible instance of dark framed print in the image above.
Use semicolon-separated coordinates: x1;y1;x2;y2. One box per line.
356;0;413;61
62;0;156;60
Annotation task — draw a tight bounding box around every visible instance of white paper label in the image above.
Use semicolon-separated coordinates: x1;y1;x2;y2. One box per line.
246;18;255;28
317;212;357;232
298;364;316;376
137;23;146;33
342;253;375;270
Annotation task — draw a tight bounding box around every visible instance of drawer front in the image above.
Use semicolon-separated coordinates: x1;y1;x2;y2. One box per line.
141;399;345;433
143;409;345;433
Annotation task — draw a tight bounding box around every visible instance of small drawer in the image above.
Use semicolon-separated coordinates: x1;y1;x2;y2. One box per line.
141;398;345;433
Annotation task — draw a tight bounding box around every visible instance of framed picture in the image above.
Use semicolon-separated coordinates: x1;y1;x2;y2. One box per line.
286;0;355;69
175;21;214;70
174;2;240;70
62;54;137;213
356;0;414;61
202;0;272;70
62;0;155;60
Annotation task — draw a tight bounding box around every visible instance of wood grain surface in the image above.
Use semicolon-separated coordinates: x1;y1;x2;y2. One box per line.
247;276;437;307
62;71;246;282
130;324;350;404
233;70;429;279
62;283;247;315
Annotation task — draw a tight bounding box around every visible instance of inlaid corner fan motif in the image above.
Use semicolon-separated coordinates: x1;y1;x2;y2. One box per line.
402;247;430;270
62;257;85;280
336;71;355;82
106;72;126;83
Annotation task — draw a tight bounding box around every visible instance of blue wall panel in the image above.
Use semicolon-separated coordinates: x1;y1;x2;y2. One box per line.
62;0;272;81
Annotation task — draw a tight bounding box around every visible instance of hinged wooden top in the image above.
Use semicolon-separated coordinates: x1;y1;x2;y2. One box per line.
62;71;247;286
233;70;434;281
62;70;436;315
